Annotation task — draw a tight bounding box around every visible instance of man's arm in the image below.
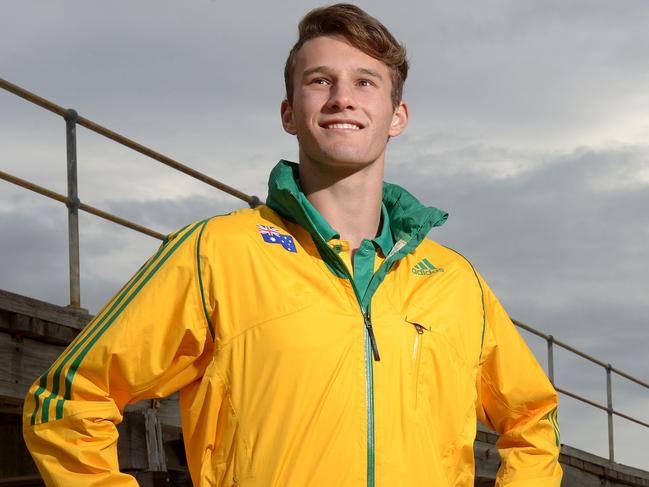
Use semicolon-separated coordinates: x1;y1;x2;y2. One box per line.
476;275;563;487
23;220;215;486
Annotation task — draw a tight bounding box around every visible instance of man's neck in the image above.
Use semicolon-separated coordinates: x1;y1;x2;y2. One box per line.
298;158;384;253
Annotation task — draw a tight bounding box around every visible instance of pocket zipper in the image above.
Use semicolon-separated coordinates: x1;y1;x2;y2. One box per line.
412;323;426;408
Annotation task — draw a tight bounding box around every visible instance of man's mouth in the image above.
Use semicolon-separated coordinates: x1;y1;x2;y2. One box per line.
320;121;363;130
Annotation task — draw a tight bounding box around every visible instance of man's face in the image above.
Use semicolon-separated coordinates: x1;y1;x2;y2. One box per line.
281;35;408;172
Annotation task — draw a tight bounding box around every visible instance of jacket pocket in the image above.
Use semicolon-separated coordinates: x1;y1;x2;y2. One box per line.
405;318;431;410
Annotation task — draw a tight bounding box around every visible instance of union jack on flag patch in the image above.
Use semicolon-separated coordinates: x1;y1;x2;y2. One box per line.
257;224;297;253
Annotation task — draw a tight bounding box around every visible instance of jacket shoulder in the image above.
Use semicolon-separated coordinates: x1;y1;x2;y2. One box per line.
412;238;481;279
194;205;283;247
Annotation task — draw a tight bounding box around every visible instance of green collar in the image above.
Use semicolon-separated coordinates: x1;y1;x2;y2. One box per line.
265;160;448;259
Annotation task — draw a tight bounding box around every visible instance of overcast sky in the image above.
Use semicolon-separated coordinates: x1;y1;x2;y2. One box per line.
2;0;648;470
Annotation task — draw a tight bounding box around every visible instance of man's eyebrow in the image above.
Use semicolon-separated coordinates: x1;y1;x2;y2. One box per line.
302;66;329;79
301;66;384;81
356;67;383;80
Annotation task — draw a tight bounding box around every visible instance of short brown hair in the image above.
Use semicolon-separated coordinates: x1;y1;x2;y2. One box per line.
284;3;409;109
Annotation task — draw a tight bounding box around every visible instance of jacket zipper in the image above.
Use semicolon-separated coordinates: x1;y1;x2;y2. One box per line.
364;310;381;361
363;307;376;487
351;290;378;487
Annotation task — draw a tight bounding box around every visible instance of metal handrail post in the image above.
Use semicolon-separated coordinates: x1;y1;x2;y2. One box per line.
547;335;555;384
606;363;614;462
248;195;262;208
65;109;81;308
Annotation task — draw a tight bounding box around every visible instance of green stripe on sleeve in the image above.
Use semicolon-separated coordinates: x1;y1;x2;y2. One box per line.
31;240;170;425
32;221;201;424
54;221;203;420
549;408;561;446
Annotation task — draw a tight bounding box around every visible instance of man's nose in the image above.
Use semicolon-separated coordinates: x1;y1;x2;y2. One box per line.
326;82;356;111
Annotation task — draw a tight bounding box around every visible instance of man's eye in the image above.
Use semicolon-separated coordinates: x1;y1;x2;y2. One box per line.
358;79;374;87
311;78;330;85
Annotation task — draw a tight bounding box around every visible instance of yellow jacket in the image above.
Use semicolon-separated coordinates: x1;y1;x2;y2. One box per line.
24;160;562;486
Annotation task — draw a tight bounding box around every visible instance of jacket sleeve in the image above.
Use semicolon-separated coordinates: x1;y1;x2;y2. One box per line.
23;220;215;487
475;275;563;487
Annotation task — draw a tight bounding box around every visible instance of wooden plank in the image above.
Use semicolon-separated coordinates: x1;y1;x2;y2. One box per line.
144;408;167;472
0;332;66;402
474;439;500;481
0;310;82;346
117;411;149;471
0;414;41;480
0;289;92;330
0;397;24;416
158;393;181;428
131;471;171;487
0;476;44;487
124;395;181;429
162;426;187;471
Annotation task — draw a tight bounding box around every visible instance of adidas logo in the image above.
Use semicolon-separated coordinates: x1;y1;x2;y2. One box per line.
412;258;444;275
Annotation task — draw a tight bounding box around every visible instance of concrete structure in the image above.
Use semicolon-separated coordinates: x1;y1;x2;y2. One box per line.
2;289;648;486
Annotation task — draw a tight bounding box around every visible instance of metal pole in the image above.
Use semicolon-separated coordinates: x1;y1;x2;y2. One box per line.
547;335;555;384
606;363;614;462
65;109;81;308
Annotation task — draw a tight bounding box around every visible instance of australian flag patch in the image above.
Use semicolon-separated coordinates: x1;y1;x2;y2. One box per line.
257;224;297;253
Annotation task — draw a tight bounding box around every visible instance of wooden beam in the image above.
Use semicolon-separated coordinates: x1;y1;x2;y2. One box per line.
0;290;93;345
0;414;41;481
0;476;44;487
0;289;92;329
117;411;149;471
0;332;66;402
144;407;167;472
0;310;81;346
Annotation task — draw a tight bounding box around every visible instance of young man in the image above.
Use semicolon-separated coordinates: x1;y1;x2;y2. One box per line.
24;4;562;486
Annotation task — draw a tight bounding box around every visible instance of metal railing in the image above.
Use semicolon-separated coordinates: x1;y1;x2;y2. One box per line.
1;77;261;308
2;78;647;465
514;319;649;463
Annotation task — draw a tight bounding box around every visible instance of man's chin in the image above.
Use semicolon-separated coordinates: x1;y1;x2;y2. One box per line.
318;150;380;168
298;146;385;173
316;157;376;173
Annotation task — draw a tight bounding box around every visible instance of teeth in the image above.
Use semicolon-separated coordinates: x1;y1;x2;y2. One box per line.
326;123;360;130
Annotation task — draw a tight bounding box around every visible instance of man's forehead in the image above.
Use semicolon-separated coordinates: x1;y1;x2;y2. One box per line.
295;35;390;76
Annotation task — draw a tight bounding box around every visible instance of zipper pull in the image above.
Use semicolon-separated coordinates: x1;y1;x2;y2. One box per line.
413;323;425;335
364;311;381;361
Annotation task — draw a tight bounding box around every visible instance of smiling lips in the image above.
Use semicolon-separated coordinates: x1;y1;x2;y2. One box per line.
320;120;363;130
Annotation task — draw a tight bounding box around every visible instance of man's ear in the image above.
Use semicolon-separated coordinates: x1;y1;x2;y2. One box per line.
388;100;409;137
281;99;298;135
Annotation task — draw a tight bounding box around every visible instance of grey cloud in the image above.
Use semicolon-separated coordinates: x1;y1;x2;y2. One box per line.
395;1;649;145
105;193;249;233
0;202;70;305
